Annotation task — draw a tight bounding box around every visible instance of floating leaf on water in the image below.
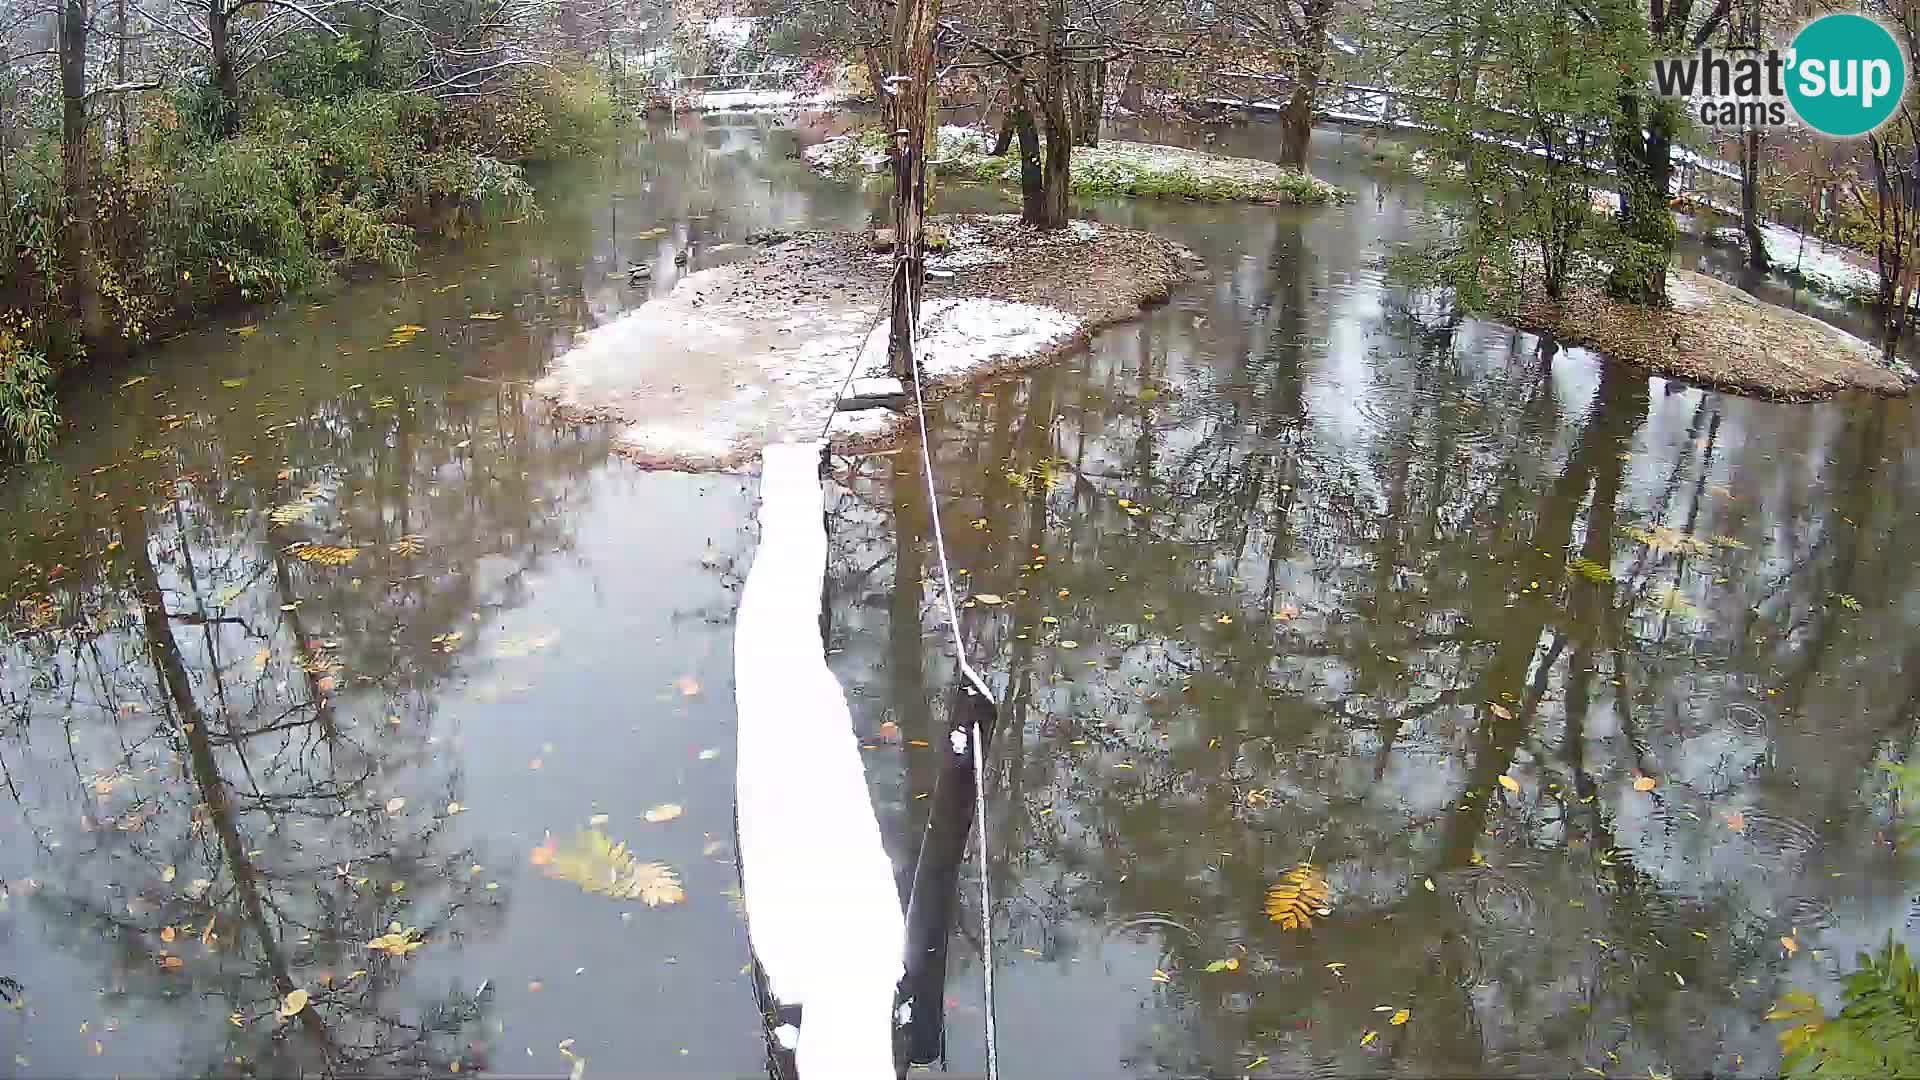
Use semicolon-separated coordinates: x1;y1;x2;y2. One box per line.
1627;525;1713;556
366;926;424;957
291;544;360;567
1490;703;1514;721
1835;593;1861;611
1498;774;1521;794
1781;935;1799;955
1725;811;1747;833
1203;958;1239;973
160;926;176;943
120;375;150;389
1633;775;1658;793
221;378;247;389
1264;863;1331;930
269;500;316;526
1568;556;1614;584
277;989;309;1018
385;797;406;814
1391;1008;1410;1026
389;534;426;557
644;803;683;824
1423;878;1436;892
674;675;701;697
1361;1030;1378;1046
161;865;176;883
231;325;258;338
974;594;1005;605
538;829;683;905
1150;969;1171;984
469;312;505;321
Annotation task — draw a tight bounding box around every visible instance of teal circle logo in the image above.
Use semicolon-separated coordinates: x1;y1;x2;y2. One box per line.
1786;13;1906;137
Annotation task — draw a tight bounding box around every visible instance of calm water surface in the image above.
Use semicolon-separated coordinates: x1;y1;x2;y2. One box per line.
1;113;1915;1079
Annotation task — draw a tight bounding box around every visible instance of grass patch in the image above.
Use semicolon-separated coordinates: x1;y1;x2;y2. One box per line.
807;129;1349;205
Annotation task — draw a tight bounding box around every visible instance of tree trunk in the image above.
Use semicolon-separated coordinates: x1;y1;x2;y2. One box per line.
1742;127;1769;270
1030;0;1072;230
1116;61;1144;112
1740;0;1768;271
1607;93;1675;304
209;1;239;136
1;37;16;234
1072;61;1103;147
1278;0;1333;170
1012;81;1044;223
60;0;106;346
992;108;1014;156
885;0;941;379
114;0;129;167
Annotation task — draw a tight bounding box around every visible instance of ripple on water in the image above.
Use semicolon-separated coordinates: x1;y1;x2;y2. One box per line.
1724;703;1770;736
1783;893;1839;931
1347;383;1503;456
1736;808;1823;860
1439;866;1542;989
1104;911;1203;946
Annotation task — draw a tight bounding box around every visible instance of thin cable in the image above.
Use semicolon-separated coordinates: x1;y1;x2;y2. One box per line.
899;278;1000;1080
815;265;900;444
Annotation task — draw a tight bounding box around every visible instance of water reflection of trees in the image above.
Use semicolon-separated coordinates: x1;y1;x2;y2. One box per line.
1;346;608;1073
822;195;1920;1076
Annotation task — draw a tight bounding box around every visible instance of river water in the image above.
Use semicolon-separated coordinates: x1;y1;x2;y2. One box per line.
1;112;1914;1078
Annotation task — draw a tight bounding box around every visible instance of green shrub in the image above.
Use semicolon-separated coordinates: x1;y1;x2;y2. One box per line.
0;322;58;463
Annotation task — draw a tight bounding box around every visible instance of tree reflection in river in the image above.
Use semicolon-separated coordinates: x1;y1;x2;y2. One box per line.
828;168;1920;1076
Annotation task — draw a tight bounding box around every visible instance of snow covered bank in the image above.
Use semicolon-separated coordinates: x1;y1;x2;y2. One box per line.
806;128;1349;205
537;216;1189;470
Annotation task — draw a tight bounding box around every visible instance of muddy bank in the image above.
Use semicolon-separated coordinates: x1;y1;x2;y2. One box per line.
537;214;1191;470
1509;269;1909;401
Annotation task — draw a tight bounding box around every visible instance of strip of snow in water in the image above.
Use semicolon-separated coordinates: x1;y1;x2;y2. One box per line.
735;442;903;1078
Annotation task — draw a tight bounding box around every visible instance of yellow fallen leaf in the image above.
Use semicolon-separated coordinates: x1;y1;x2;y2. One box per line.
1390;1008;1410;1026
1490;703;1514;720
1424;878;1436;892
1781;936;1799;955
644;803;683;824
469;311;505;321
1725;811;1746;832
1204;957;1240;972
161;864;176;882
160;926;176;943
1361;1030;1378;1046
1633;775;1658;792
446;802;464;815
1150;969;1171;984
1498;774;1520;793
277;988;309;1018
975;594;1005;605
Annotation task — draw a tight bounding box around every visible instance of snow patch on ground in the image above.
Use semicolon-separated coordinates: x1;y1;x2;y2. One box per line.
538;270;1082;469
914;298;1083;380
1756;224;1899;305
694;88;852;112
1666;273;1712;313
